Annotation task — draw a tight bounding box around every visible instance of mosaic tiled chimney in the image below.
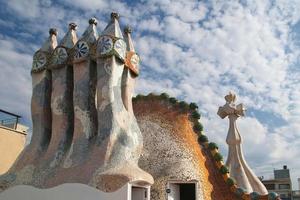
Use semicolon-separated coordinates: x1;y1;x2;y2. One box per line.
0;13;153;193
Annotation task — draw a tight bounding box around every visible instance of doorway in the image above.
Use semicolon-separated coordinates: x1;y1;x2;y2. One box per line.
131;186;148;200
167;182;196;200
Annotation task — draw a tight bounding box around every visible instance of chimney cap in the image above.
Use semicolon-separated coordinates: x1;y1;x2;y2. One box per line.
49;28;58;36
111;12;120;20
89;17;98;25
124;25;132;34
69;22;77;30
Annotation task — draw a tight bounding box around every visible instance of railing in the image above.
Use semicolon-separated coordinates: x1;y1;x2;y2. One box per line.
0;109;21;130
0;118;18;129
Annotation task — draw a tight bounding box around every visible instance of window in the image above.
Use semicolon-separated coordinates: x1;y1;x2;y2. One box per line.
265;184;275;190
279;184;290;190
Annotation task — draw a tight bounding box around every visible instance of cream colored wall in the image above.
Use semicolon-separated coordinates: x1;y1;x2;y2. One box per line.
0;125;26;174
15;124;29;134
0;183;151;200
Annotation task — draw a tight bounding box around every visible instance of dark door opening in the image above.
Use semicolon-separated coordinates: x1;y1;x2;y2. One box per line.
168;182;196;200
180;183;195;200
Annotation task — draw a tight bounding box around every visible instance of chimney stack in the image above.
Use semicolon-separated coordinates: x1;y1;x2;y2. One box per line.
283;165;287;170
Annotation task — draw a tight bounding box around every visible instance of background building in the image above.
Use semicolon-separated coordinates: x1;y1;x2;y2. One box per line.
293;190;300;200
0;109;27;174
262;165;300;200
293;178;300;200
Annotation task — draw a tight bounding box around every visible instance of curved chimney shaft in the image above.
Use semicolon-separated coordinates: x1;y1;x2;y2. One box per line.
10;29;57;173
217;92;268;194
38;23;77;173
0;29;58;190
93;12;153;192
63;18;99;168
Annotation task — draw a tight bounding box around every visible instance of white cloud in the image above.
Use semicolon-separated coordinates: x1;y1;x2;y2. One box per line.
62;0;108;11
6;0;41;18
138;16;162;33
150;1;208;23
239;117;268;145
135;78;182;97
132;0;300;188
0;37;32;123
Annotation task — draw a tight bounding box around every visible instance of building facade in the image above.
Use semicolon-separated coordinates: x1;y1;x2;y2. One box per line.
262;166;300;200
0;110;27;174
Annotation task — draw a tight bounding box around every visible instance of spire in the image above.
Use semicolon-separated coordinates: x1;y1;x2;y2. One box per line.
101;12;123;38
32;28;58;72
81;17;99;44
124;25;135;52
40;28;58;52
60;23;78;48
97;12;126;61
217;92;268;194
124;25;139;76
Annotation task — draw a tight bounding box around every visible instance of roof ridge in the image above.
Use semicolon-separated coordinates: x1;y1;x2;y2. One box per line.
133;92;280;200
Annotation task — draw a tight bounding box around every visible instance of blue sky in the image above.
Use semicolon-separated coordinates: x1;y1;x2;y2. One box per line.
0;0;300;189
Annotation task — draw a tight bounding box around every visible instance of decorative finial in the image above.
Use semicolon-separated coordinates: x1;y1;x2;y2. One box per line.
69;23;77;30
111;12;120;20
124;25;132;34
49;28;58;36
123;24;139;76
59;23;78;48
89;17;98;25
225;91;236;104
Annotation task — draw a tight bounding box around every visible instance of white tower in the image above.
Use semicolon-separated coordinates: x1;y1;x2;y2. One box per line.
217;92;268;194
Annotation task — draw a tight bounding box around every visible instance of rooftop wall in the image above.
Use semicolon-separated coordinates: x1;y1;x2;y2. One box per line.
0;126;26;174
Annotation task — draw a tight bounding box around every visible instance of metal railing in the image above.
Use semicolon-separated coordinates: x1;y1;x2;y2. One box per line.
0;109;21;130
0;118;18;129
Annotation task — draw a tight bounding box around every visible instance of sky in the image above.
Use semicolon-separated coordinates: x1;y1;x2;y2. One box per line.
0;0;300;189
